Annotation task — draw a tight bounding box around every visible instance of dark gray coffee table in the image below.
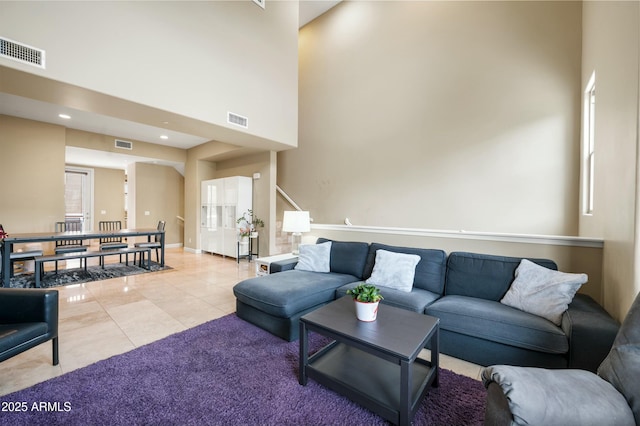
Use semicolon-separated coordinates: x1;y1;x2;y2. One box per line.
299;296;439;426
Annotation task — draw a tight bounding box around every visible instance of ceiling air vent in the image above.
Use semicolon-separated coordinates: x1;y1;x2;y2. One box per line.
0;36;45;69
227;112;248;129
115;139;133;150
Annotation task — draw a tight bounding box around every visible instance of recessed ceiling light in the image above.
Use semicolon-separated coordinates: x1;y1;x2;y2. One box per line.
58;114;71;119
160;135;169;140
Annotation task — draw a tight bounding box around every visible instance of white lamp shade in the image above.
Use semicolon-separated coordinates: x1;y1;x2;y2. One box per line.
282;211;311;233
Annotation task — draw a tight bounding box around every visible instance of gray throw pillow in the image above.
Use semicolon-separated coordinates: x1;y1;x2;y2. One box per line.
500;259;586;325
365;249;421;292
294;241;331;273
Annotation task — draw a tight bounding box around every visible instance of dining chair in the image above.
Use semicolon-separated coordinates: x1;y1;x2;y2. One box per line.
134;220;165;263
54;221;88;273
98;221;127;266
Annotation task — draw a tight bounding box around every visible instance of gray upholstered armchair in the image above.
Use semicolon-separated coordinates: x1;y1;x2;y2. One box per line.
482;291;640;425
0;289;59;365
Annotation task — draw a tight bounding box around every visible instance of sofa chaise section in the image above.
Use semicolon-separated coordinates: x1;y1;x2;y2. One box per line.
233;240;369;341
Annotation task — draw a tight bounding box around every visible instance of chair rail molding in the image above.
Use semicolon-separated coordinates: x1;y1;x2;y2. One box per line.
311;224;604;248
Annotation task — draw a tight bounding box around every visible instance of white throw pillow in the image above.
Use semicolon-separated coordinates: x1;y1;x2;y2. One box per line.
294;242;332;273
365;249;421;292
500;259;587;325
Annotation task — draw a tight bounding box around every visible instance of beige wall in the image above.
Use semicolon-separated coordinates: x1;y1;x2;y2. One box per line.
284;1;582;235
132;163;184;246
581;1;640;320
93;167;126;230
0;115;65;238
0;1;299;149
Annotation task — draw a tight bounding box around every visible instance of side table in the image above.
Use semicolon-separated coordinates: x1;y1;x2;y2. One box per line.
237;234;259;263
254;253;298;276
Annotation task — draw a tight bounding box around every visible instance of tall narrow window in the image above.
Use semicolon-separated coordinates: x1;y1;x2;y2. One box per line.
583;72;596;215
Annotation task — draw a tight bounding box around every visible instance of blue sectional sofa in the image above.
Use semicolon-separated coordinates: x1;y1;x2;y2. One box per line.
233;238;619;372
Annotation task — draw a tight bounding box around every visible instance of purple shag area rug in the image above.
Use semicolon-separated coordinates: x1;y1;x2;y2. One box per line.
0;314;486;425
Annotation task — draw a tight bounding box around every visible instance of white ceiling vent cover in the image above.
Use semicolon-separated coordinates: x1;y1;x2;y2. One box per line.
227;112;248;129
0;37;45;69
115;139;133;150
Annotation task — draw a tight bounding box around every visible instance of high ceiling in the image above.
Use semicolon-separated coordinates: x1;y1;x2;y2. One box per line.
0;1;341;172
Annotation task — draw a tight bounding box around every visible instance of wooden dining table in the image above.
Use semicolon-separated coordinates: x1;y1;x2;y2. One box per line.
1;228;165;288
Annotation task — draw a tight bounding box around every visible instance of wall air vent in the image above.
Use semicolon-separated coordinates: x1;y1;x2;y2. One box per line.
115;139;133;150
0;36;45;69
227;112;249;129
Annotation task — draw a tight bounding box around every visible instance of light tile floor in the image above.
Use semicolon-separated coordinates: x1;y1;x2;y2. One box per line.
0;248;483;397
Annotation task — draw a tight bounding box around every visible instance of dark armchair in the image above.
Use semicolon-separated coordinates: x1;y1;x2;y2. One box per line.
0;289;59;365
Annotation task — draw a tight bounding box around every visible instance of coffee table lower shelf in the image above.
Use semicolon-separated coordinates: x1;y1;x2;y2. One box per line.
306;342;437;424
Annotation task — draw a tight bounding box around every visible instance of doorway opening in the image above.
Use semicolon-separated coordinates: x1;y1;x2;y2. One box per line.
64;166;94;232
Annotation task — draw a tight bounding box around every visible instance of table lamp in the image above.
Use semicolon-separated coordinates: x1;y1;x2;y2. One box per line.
282;211;310;255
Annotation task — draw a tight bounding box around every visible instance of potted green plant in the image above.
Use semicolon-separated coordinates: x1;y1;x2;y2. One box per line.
347;283;384;322
237;209;264;238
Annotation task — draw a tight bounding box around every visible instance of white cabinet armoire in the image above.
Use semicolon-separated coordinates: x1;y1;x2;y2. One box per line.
201;176;252;258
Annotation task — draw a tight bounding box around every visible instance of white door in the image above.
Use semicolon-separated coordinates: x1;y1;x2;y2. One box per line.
64;167;94;231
